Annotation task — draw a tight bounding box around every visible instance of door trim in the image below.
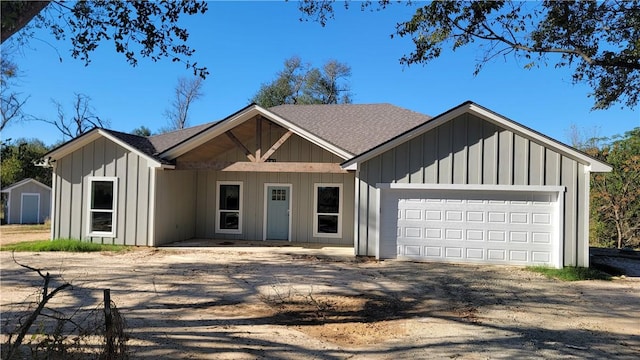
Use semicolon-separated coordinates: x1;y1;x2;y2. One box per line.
20;193;40;224
262;183;292;241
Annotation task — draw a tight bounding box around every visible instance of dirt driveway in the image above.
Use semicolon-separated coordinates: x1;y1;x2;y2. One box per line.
1;247;639;359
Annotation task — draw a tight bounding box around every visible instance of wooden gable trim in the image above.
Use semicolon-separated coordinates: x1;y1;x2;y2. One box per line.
226;131;256;162
260;130;293;162
176;160;348;173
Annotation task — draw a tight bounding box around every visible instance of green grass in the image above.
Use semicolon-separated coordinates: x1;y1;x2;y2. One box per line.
527;266;612;281
1;239;130;252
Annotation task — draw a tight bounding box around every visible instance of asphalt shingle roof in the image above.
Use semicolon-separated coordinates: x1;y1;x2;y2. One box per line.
268;103;431;155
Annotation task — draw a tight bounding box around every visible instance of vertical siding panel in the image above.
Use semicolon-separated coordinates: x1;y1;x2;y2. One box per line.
577;164;589;266
437;121;452;184
357;163;368;255
467;115;483;184
114;146;127;245
367;156;382;256
452;116;467;184
482;123;498;185
498;130;513;185
513;134;529;185
58;158;72;238
408;136;423;183
395;142;409;183
81;144;94;239
125;155;139;245
545;150;561;185
53;171;61;238
381;151;396;183
529;142;545;185
195;171;206;237
70;150;83;240
136;163;149;245
423;130;438;183
94;138;105;176
561;156;578;266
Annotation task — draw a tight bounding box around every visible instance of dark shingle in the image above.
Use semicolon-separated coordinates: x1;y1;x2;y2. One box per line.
268;104;431;155
148;122;215;154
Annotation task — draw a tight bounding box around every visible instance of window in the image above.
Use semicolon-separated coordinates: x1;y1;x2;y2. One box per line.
313;184;342;238
216;181;242;234
87;177;117;237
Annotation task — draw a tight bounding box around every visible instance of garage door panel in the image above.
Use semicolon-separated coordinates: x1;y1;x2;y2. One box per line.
388;189;560;267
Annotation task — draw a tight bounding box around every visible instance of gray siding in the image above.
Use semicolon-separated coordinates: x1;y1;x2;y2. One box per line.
356;113;590;266
52;137;152;245
4;182;51;224
154;170;197;246
193;171;354;245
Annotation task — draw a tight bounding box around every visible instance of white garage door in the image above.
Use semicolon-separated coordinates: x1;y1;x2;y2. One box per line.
380;188;562;267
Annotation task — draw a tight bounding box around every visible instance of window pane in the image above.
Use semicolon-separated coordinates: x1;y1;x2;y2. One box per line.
219;211;239;230
91;211;113;232
91;181;114;210
219;185;240;210
317;187;339;213
317;215;338;234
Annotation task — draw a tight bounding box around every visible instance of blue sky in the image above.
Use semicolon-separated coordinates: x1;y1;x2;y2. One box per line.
2;1;638;147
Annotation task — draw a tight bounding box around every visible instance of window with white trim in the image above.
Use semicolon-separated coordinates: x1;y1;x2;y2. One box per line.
216;181;242;234
87;177;117;237
313;183;342;237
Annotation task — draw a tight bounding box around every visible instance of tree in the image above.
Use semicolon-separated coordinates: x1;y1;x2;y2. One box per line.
1;57;28;131
1;1;209;78
298;0;640;110
251;56;352;107
590;128;640;249
40;93;108;140
0;138;51;189
131;126;152;137
163;77;204;131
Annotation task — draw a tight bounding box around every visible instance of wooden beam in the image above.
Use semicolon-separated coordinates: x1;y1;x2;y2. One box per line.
255;116;262;161
260;130;293;162
226;131;255;162
176;161;349;173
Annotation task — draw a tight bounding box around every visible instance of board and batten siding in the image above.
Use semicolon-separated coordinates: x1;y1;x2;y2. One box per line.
192;171;355;245
153;170;197;246
52;137;153;245
356;113;589;266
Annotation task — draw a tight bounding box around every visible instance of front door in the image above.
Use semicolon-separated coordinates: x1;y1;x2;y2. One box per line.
21;194;39;224
266;185;290;240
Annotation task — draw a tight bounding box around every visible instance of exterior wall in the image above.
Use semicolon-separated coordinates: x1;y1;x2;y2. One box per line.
4;182;51;224
52;137;153;245
153;170;197;246
193;170;355;245
356;113;589;266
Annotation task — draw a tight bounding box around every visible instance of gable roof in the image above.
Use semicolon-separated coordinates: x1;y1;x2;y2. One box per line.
1;178;51;193
148;122;215;154
268;104;432;155
342;101;612;173
44;128;174;168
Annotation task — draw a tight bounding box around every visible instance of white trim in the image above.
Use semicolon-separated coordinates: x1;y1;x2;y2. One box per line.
86;176;118;238
216;181;243;234
579;167;591;267
262;183;292;241
5;191;11;224
342;102;612;173
50;167;57;240
147;168;157;246
555;191;565;269
353;167;360;256
376;183;566;193
160;105;354;160
375;186;381;260
312;183;343;238
20;193;40;224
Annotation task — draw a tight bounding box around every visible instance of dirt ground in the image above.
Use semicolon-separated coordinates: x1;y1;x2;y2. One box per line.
1;228;639;359
0;224;50;245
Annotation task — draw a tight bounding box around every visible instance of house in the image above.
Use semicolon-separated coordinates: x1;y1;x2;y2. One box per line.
42;101;611;268
1;178;52;224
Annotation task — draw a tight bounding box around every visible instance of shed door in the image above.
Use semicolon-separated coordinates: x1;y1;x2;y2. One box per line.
380;189;561;267
266;186;290;240
21;194;40;224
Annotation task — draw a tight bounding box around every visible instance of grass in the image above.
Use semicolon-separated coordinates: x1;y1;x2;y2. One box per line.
1;239;130;252
527;266;612;281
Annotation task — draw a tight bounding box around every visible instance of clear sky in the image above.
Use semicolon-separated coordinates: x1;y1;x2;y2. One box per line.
2;1;638;147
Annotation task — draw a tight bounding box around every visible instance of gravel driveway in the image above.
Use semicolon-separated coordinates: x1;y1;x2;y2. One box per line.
1;248;639;359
